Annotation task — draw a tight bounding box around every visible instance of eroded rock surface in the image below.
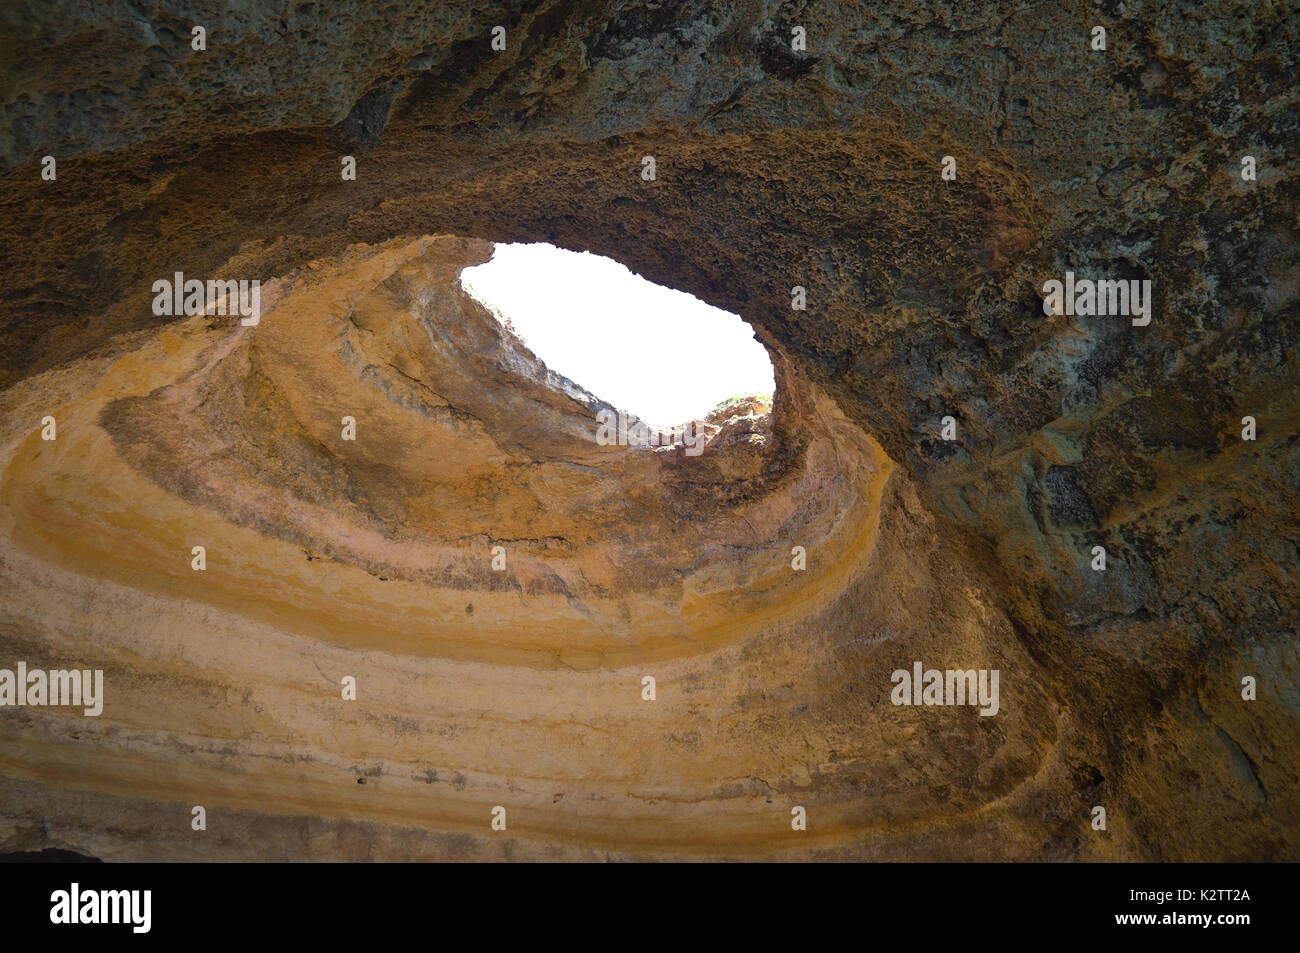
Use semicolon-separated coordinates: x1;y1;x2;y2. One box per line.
0;1;1296;860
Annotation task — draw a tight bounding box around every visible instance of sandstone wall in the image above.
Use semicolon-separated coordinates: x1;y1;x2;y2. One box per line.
0;1;1295;860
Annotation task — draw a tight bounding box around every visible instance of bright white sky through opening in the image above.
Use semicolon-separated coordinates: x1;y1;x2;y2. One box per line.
460;243;774;429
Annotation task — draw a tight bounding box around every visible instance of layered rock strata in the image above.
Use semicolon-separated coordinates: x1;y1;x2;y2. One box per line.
0;1;1296;860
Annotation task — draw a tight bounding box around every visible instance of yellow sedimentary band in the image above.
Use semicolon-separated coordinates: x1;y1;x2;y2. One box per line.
0;235;1054;859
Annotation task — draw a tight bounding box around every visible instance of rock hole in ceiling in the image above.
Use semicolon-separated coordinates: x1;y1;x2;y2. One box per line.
460;242;775;430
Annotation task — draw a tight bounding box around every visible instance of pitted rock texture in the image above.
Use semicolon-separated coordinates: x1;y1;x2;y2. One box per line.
0;2;1296;860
